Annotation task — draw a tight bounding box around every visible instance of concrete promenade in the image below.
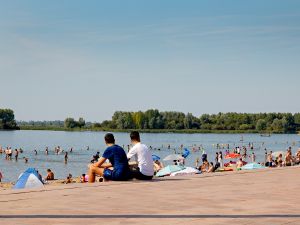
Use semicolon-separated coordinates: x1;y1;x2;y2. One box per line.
0;166;299;225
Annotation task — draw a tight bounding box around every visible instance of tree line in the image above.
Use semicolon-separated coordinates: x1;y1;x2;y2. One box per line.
96;110;300;133
3;108;300;133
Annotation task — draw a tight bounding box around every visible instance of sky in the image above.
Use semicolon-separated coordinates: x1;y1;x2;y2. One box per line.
0;0;300;122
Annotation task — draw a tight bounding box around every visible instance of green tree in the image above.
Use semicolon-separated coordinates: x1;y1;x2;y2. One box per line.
132;111;144;129
271;118;284;133
294;113;300;124
100;120;116;129
0;109;18;129
112;111;134;129
145;109;163;129
256;119;267;131
64;118;78;129
239;124;253;130
184;113;193;129
78;117;86;128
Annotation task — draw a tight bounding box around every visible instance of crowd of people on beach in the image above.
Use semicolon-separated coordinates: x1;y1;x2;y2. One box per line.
196;143;300;174
1;133;300;185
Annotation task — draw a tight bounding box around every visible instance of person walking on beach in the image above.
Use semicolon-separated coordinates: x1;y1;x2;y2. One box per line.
88;133;130;182
201;150;207;162
285;149;293;166
0;171;2;182
215;152;219;163
127;131;154;180
218;151;223;168
267;151;273;167
251;152;256;162
264;148;268;163
36;170;43;183
214;152;220;169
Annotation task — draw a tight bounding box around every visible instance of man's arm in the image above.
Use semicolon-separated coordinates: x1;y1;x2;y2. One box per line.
127;145;137;159
93;157;112;168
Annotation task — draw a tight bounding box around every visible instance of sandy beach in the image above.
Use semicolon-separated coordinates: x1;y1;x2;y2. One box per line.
0;166;299;225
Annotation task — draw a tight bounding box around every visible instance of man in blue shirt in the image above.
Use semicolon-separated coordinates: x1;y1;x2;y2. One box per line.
88;133;131;182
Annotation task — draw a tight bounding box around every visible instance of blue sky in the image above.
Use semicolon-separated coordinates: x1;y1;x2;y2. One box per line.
0;0;300;121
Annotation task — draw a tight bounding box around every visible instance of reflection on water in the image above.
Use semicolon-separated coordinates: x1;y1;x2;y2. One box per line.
0;130;299;182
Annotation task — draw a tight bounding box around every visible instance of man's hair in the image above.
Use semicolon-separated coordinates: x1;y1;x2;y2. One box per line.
47;169;51;172
105;133;115;144
130;131;140;142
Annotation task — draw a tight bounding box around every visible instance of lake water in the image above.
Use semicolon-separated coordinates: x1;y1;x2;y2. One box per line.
0;130;299;182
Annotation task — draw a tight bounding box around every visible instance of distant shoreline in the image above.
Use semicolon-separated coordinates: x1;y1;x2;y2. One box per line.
13;126;299;134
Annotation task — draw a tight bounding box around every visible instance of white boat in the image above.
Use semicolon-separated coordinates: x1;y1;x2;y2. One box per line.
260;133;271;137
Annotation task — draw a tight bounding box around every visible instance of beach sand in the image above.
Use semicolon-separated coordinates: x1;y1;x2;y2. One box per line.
0;177;82;190
0;166;299;225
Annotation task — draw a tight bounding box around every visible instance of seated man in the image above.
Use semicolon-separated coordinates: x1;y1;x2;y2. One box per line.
45;169;55;180
127;131;154;180
88;133;131;182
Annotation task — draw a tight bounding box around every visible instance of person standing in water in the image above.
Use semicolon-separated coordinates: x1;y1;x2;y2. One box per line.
15;149;19;161
64;152;68;164
7;147;12;160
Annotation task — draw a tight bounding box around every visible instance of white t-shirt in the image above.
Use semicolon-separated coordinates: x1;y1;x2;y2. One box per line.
127;143;154;176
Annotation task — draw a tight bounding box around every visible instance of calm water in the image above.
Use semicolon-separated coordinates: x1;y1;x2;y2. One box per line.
0;130;299;182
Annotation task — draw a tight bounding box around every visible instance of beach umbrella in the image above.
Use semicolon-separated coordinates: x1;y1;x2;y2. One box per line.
241;163;265;170
163;154;184;161
170;167;200;176
182;148;190;158
224;153;241;159
152;154;161;161
156;165;185;177
272;151;285;158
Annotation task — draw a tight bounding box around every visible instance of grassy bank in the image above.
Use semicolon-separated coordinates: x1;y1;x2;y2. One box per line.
18;126;295;134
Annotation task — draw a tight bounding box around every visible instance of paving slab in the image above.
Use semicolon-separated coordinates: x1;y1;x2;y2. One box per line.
0;166;299;225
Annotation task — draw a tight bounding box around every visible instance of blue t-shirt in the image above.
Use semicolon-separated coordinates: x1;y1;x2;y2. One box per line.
102;145;130;179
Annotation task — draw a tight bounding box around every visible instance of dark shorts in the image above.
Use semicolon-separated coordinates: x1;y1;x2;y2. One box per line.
103;168;130;181
131;168;153;180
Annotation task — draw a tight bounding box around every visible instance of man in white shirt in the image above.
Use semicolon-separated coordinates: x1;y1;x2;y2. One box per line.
127;131;154;180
